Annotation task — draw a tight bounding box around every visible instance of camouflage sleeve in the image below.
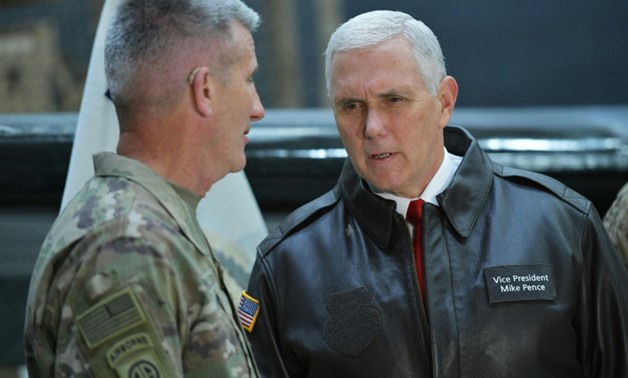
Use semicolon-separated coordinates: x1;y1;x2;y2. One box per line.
55;236;256;377
603;182;628;268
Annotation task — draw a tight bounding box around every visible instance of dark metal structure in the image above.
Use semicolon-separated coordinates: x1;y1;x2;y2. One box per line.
246;107;628;212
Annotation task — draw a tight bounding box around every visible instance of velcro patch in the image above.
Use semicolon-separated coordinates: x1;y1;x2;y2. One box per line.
484;264;556;303
106;333;152;368
77;288;146;348
238;291;260;332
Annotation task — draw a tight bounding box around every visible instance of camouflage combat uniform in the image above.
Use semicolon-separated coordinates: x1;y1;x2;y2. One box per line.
604;182;628;268
24;152;258;377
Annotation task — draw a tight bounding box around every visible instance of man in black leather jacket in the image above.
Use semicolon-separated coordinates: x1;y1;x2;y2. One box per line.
243;10;628;377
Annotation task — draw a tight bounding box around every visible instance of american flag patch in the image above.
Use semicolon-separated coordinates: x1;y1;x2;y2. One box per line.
238;291;260;332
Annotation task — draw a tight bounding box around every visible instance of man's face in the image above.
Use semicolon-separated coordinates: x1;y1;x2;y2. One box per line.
209;21;265;175
330;36;452;198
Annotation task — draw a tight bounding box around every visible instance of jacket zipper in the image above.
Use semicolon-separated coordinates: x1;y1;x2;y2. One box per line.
397;214;436;376
398;215;430;331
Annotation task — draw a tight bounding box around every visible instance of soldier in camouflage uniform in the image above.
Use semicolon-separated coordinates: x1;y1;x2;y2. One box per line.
24;0;265;376
604;182;628;268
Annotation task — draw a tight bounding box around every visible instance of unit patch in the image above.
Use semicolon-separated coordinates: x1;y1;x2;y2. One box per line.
111;347;165;378
77;288;146;348
484;264;556;303
238;291;260;332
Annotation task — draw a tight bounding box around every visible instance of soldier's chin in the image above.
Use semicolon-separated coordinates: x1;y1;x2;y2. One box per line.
231;156;247;174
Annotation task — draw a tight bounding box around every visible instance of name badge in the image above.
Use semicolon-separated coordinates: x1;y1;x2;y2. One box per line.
484;265;556;303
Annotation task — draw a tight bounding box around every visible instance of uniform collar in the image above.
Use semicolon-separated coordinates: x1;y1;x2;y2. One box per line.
437;127;493;238
93;152;211;254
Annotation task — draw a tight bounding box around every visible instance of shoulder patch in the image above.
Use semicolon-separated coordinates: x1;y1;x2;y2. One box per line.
106;332;152;367
238;291;260;332
106;333;167;378
113;351;165;378
77;288;146;349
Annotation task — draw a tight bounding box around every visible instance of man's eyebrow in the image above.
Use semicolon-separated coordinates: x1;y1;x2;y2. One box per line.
335;97;362;107
377;89;405;98
334;89;408;107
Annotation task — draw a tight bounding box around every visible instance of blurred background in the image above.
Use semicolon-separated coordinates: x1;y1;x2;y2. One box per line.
2;0;628;112
1;0;627;376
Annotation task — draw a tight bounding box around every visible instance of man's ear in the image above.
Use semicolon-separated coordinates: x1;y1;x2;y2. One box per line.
189;66;212;117
437;76;458;129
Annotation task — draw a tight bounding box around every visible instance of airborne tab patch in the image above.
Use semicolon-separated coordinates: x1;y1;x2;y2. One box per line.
484;264;556;303
77;288;146;348
106;332;152;367
238;291;260;332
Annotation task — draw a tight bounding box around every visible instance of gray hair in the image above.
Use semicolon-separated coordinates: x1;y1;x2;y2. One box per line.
324;10;446;95
105;0;260;106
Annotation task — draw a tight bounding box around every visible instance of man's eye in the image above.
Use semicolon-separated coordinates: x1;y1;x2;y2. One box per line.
388;97;404;104
343;102;361;111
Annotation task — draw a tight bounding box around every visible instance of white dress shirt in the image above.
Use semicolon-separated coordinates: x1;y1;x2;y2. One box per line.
373;147;462;218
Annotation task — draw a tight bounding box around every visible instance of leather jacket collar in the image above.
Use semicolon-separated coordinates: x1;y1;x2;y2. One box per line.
338;126;494;249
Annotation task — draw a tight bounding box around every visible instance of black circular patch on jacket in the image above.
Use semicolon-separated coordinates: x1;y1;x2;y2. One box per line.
323;287;381;356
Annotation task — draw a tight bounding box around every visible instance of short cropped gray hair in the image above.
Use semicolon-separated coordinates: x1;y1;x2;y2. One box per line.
324;10;446;95
105;0;260;105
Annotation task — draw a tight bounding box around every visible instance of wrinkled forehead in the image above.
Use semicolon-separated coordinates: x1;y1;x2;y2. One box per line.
329;36;419;89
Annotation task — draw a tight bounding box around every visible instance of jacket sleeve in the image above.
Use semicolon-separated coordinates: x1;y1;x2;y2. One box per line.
246;252;293;378
576;206;628;377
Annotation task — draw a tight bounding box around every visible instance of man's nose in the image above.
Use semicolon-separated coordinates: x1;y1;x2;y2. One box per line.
250;88;265;121
364;109;386;138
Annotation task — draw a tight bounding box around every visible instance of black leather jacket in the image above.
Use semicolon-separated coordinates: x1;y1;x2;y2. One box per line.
247;126;628;377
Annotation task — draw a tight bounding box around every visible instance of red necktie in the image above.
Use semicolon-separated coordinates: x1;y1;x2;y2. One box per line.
406;199;426;303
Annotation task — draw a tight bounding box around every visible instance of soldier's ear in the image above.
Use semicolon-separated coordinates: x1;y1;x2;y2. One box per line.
189;66;212;117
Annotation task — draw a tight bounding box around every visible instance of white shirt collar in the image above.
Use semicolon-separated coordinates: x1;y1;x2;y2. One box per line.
373;147;462;217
